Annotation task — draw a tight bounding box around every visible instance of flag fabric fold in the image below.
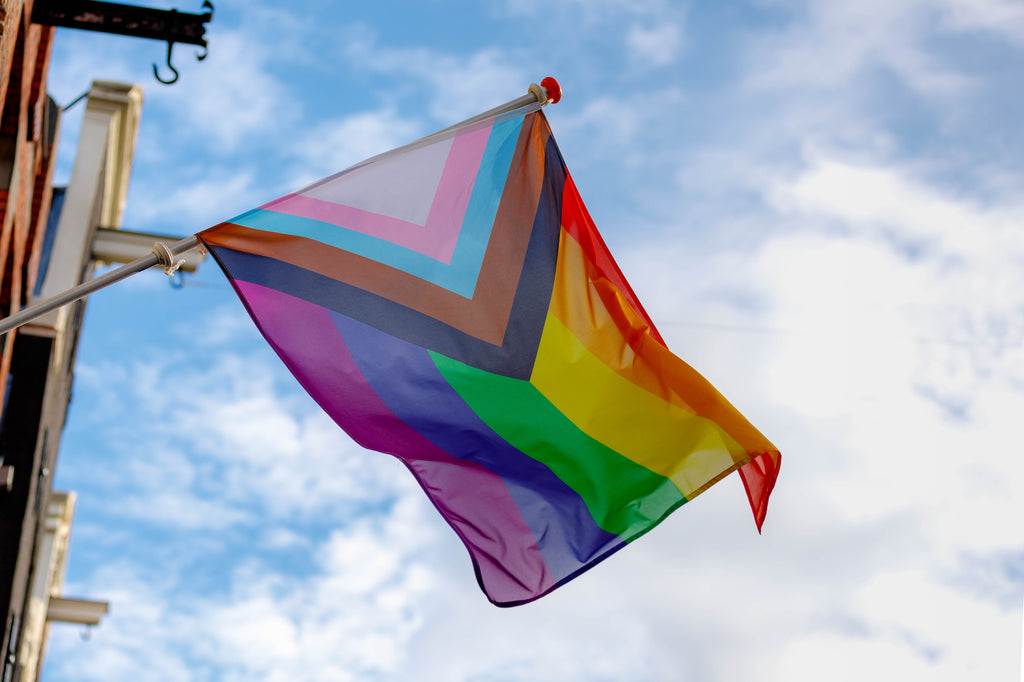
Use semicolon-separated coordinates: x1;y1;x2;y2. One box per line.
198;106;780;606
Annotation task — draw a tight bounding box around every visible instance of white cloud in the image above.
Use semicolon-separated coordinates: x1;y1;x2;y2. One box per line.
742;0;974;96
289;109;422;188
768;154;1024;409
47;560;199;682
344;42;535;124
626;22;685;66
65;338;407;535
46;10;302;154
937;0;1024;43
501;0;680;22
47;489;439;682
121;168;262;234
144;12;309;153
610;113;1023;678
772;155;1024;260
776;631;942;680
115;487;254;530
175;303;262;348
553;86;686;175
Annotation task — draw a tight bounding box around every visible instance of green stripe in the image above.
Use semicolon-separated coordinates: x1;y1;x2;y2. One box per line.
430;351;686;538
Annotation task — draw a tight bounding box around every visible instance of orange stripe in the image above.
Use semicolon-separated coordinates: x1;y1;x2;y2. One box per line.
549;227;778;460
199;113;551;346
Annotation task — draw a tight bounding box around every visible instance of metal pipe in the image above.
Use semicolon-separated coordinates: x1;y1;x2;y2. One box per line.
0;235;199;336
0;77;562;336
300;81;559;191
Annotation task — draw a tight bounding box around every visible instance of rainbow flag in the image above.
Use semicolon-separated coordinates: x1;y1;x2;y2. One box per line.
198;106;780;606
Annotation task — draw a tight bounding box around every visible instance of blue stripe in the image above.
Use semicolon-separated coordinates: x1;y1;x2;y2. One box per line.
204;131;568;381
445;117;524;294
226;116;524;298
330;311;623;579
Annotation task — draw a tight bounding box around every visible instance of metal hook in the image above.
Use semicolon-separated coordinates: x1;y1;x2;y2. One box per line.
153;41;179;85
196;1;214;60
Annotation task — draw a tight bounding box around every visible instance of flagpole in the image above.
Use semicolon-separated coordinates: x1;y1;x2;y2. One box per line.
0;77;563;337
0;235;200;335
310;77;563;183
424;77;563;140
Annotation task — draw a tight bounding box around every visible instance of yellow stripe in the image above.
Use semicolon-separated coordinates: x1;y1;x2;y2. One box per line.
531;313;746;498
549;229;779;458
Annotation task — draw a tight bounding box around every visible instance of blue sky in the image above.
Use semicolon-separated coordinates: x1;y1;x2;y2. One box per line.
37;1;1023;680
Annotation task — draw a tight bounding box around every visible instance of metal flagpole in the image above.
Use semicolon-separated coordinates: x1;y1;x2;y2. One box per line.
0;235;200;335
301;77;563;187
0;77;563;337
405;77;562;147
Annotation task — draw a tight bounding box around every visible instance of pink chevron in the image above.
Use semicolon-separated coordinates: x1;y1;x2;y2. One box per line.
259;124;492;265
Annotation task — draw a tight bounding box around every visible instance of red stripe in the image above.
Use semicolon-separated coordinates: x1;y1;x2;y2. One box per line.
560;172;667;347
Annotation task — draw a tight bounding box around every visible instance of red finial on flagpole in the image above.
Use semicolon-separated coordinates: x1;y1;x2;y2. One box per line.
541;76;562;104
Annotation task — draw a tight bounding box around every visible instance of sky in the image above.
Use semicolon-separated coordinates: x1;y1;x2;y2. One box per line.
34;0;1023;680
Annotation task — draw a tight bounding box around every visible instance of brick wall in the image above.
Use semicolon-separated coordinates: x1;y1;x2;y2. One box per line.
0;0;55;396
0;5;58;675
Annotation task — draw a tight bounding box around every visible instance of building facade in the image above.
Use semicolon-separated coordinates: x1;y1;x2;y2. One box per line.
0;1;63;677
0;1;209;675
0;3;144;679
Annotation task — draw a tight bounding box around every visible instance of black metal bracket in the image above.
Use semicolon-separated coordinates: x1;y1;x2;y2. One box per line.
32;0;215;85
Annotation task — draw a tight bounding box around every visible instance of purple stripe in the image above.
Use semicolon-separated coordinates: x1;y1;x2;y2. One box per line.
234;280;556;605
329;311;622;583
